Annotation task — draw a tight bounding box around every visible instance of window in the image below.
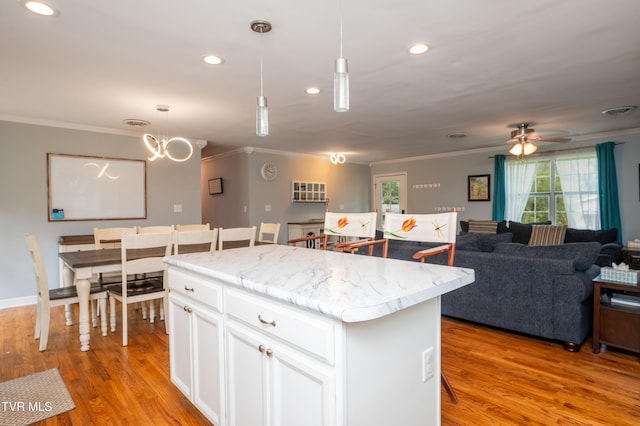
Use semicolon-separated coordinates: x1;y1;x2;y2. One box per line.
506;151;600;228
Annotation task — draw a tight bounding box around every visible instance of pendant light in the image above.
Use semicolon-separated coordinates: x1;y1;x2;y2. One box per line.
143;105;193;162
251;20;272;136
334;0;349;112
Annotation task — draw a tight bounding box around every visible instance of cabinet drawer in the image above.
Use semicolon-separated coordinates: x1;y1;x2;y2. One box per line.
226;290;335;365
168;268;223;313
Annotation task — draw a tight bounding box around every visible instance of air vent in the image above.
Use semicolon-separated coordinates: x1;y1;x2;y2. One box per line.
447;132;468;139
601;106;637;116
123;119;150;127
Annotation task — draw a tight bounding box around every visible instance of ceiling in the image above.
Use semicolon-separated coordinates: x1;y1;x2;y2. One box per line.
2;0;639;163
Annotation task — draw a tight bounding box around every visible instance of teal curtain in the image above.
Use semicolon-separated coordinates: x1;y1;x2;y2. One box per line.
596;142;622;242
492;154;506;221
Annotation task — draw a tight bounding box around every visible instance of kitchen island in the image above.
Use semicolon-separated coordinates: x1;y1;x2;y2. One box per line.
164;244;474;426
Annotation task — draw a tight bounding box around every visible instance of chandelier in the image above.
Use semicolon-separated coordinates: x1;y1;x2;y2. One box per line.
143;105;193;162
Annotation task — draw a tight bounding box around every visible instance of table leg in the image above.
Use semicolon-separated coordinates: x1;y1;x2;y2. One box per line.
76;278;91;351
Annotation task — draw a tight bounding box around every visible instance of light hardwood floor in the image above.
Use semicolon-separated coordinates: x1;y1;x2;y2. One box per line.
1;304;638;425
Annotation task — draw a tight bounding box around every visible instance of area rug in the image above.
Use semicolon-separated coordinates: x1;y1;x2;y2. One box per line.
0;368;75;425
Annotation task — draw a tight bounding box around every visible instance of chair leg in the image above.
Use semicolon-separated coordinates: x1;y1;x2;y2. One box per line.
91;300;98;328
141;302;148;320
39;305;51;352
163;296;169;334
149;300;156;324
122;301;128;346
441;371;458;404
109;296;116;333
99;298;108;336
34;300;42;340
159;301;165;321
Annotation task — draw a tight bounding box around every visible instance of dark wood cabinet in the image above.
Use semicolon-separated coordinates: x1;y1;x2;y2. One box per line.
592;277;640;354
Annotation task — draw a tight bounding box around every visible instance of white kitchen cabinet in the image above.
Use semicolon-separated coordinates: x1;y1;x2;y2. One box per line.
225;289;336;426
168;269;225;426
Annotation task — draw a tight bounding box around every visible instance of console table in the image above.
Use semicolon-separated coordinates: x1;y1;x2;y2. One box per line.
592;276;640;354
164;244;475;425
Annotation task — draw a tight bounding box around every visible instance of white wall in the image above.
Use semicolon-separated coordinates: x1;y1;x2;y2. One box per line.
371;131;640;242
201;149;372;244
0;121;202;303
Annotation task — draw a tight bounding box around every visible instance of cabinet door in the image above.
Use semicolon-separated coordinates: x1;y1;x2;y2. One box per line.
192;305;225;425
226;322;268;426
169;293;193;398
270;342;336;426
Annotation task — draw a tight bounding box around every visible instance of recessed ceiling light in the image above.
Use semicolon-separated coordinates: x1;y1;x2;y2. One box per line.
408;43;431;55
22;0;57;16
601;106;637;116
203;55;224;65
305;87;321;95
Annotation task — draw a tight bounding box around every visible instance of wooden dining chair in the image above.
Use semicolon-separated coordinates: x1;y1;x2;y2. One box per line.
287;212;378;254
108;232;172;346
25;233;108;351
173;229;218;254
137;225;175;234
218;226;256;250
257;222;281;244
347;211;460;403
176;223;210;231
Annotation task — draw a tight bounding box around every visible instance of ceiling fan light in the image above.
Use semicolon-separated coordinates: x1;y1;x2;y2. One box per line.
523;142;537;155
509;144;523;156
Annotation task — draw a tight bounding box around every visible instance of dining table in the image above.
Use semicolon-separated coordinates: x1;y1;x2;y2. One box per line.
58;240;269;351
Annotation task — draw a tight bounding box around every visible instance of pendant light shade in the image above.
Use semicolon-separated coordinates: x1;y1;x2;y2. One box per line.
334;57;349;112
256;95;268;136
251;20;272;137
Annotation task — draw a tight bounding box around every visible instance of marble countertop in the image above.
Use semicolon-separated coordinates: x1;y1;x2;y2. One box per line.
164;244;475;323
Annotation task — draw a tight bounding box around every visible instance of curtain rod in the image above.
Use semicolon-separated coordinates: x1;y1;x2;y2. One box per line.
488;142;625;159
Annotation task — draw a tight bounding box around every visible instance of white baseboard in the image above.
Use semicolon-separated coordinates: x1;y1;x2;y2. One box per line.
0;295;36;309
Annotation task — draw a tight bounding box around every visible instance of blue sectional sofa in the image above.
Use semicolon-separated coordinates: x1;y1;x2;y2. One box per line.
373;231;602;351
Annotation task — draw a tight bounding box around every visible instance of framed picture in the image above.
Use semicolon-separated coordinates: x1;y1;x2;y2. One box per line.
208;177;223;195
468;174;490;202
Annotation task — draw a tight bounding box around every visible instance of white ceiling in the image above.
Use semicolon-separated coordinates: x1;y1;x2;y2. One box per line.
2;0;639;163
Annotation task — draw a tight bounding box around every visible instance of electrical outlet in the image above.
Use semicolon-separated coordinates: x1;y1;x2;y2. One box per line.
173;204;182;213
265;204;271;212
422;347;434;382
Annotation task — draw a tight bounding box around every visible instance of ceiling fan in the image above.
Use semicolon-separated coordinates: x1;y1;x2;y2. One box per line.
507;123;572;156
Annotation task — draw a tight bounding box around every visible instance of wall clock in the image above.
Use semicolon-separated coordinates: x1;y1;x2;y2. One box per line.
260;162;278;181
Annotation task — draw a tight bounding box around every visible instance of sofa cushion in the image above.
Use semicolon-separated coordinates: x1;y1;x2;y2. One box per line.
529;225;567;246
460;220;508;234
493;241;601;271
468;219;498;234
507;220;552;244
564;227;618;245
478;232;513;252
455;232;482;251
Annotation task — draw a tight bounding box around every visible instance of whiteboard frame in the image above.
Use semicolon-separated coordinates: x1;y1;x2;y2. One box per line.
47;153;147;221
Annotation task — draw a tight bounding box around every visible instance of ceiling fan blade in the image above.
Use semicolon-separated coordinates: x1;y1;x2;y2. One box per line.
540;137;572;143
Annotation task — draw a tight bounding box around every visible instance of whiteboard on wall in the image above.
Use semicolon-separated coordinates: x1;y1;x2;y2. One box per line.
47;153;147;221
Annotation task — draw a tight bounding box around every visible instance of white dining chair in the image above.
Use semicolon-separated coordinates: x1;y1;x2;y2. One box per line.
257;222;281;244
109;232;172;346
176;223;210;231
218;226;256;250
173;229;218;254
26;233;108;351
137;225;175;234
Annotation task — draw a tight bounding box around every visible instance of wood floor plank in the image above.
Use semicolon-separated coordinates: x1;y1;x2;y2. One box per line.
1;304;638;425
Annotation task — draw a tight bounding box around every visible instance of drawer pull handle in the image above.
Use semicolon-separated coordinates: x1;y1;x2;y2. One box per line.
258;315;276;327
183;306;192;313
265;348;273;358
258;344;266;353
184;286;194;292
